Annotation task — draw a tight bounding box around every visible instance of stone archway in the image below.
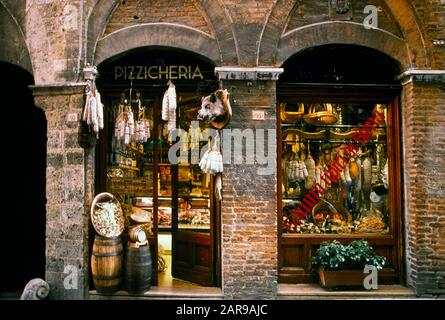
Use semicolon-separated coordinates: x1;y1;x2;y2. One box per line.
93;23;221;66
0;1;33;74
87;0;238;66
276;21;408;68
0;2;46;295
258;0;428;68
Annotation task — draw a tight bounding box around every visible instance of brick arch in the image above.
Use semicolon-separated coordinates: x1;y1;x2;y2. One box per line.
384;0;430;68
94;23;221;66
199;0;238;65
276;21;408;68
258;0;429;68
87;0;122;64
257;0;299;66
88;0;238;65
0;2;32;74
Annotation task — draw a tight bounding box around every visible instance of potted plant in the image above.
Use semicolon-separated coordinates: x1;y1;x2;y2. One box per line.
311;240;386;289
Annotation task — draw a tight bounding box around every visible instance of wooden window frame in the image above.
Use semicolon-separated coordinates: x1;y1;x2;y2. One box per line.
276;83;404;284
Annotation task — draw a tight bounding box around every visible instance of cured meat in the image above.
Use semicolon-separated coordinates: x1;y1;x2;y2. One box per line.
344;163;352;184
354;158;362;192
301;161;309;180
304;154;316;190
362;157;372;191
350;161;359;179
382;159;389;188
353;158;362;212
315;164;321;186
163;83;177;133
96;90;104;131
362;157;372;209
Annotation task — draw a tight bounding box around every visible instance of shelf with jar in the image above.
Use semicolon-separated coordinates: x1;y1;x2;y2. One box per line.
129;196;210;231
178;198;210;230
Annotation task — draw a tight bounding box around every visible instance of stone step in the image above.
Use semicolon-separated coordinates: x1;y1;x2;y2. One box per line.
89;287;223;300
278;284;417;300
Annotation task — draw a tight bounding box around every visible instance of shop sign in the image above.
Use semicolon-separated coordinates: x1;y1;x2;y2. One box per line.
114;65;204;80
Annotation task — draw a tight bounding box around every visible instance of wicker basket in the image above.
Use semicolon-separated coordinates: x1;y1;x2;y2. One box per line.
280;103;304;123
91;192;125;238
328;129;356;140
313;199;338;214
304;103;337;125
283;128;327;140
312;199;338;226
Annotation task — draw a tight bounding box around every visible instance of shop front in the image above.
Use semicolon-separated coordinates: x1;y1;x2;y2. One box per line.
91;48;221;289
4;0;443;300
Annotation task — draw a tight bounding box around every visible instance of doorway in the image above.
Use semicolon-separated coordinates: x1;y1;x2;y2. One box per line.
0;62;46;295
94;48;221;290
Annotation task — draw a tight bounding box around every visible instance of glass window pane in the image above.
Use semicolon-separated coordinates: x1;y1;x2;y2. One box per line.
178;162;211;231
281;103;390;234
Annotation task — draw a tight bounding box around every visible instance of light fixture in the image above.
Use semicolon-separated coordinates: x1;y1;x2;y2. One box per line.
432;40;445;47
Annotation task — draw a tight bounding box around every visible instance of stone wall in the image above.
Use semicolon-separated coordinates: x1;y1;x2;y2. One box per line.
32;84;90;300
103;0;214;36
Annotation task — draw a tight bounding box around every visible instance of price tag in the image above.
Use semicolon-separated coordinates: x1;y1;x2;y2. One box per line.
252;110;265;120
67;113;78;122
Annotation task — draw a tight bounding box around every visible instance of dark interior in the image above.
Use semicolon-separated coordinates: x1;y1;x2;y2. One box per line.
0;62;46;293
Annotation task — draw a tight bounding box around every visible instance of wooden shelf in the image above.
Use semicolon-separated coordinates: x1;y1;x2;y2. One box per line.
283;196;303;200
282;124;387;129
125;145;146;157
143;163;191;166
109;165;139;171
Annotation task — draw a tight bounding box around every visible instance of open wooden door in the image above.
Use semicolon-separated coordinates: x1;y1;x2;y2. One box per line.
171;167;217;286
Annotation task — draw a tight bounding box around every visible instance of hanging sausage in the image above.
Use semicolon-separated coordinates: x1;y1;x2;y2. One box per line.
162;80;177;142
83;80;104;139
304;144;316;190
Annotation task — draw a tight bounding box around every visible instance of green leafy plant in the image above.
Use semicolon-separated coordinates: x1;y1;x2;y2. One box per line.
311;240;386;271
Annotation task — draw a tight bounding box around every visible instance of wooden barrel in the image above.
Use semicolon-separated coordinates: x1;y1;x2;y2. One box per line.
128;225;147;243
91;235;123;293
125;243;152;294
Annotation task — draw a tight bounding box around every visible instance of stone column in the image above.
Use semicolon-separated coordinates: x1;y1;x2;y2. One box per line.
399;69;445;297
215;67;283;299
31;83;92;300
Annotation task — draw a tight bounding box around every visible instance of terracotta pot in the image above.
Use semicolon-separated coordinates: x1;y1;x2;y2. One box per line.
318;269;367;288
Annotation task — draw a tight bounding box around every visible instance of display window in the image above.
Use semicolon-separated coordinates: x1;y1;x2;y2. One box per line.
280;102;390;235
277;44;404;284
105;93;212;234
